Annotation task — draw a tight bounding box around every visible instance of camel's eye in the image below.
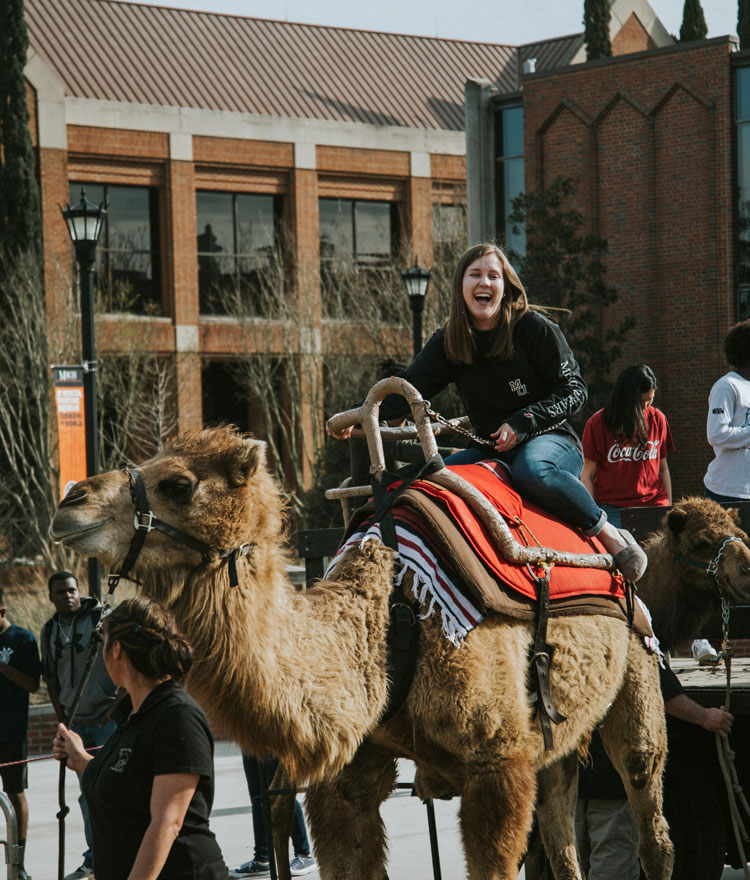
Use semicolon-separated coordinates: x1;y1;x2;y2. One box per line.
158;476;194;503
692;536;713;556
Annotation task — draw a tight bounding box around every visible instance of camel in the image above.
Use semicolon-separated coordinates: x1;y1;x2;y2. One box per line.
48;426;750;880
637;499;750;652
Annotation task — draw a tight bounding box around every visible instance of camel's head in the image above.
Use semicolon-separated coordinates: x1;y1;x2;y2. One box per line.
50;427;281;589
657;496;750;605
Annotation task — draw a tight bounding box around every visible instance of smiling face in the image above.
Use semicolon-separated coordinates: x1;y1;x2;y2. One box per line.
462;253;505;331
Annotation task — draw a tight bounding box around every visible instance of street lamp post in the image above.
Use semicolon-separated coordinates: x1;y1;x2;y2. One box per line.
61;189;106;598
401;263;431;357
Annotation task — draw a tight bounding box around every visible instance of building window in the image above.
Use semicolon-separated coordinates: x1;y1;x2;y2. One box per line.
494;104;525;255
737;67;750;319
196;192;282;316
70;182;162;314
319;198;399;317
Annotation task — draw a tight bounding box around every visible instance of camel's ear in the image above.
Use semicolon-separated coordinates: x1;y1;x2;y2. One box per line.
228;439;266;486
667;506;688;536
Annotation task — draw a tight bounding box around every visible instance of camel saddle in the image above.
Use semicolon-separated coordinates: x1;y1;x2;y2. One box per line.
344;460;650;638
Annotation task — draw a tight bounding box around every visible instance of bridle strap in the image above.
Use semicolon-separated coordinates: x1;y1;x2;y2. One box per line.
109;466;253;590
676;535;743;600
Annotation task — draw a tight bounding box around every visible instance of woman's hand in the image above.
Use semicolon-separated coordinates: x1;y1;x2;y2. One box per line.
491;423;518;452
53;723;93;774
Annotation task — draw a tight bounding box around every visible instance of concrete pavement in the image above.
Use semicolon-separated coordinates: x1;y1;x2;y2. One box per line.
12;740;744;879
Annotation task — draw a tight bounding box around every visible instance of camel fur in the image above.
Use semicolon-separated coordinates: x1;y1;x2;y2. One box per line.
50;427;750;880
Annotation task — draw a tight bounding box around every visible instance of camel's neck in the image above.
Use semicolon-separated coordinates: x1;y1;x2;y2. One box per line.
144;539;396;784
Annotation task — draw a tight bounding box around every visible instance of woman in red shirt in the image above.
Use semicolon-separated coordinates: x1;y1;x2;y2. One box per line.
581;364;673;529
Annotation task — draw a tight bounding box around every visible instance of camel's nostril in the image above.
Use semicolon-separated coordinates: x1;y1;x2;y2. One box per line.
59;488;88;508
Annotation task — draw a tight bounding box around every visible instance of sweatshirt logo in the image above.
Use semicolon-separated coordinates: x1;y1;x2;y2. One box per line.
0;647;13;664
509;379;527;396
607;441;659;463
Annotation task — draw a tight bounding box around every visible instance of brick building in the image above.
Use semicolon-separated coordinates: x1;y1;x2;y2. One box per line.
23;0;686;491
467;31;749;495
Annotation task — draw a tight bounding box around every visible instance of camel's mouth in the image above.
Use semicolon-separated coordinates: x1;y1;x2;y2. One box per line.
49;517;116;544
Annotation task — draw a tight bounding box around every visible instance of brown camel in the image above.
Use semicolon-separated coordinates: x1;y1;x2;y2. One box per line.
637;499;750;652
49;428;749;879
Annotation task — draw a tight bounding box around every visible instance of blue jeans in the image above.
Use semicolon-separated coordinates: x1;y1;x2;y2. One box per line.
72;719;117;869
446;434;605;533
242;754;311;860
705;488;746;505
599;503;623;529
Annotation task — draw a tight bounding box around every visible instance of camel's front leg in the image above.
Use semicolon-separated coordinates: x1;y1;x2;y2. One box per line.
534;753;584;880
599;638;673;880
269;764;295;880
304;742;397;880
460;753;536;880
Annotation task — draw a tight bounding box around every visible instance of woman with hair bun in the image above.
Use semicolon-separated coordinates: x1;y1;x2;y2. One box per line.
580;364;674;528
53;597;227;880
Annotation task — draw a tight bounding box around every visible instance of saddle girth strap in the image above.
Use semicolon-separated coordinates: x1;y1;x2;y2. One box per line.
380;580;420;724
529;565;566;750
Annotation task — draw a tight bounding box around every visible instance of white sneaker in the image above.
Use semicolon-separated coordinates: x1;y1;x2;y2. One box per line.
692;639;719;665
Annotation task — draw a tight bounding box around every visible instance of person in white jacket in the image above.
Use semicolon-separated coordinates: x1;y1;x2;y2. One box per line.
696;320;750;666
704;319;750;502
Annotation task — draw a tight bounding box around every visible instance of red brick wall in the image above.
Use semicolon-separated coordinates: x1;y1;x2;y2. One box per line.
611;12;657;57
523;39;737;497
27;705;58;756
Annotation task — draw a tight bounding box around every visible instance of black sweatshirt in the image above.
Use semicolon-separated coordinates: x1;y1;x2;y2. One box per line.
378;310;587;453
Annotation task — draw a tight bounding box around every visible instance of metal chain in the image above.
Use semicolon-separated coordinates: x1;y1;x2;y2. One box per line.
422;401;495;450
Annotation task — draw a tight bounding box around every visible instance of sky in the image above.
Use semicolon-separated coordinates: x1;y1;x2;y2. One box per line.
123;0;740;45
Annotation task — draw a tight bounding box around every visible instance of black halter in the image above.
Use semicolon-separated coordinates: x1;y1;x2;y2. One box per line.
676;535;743;601
108;466;253;591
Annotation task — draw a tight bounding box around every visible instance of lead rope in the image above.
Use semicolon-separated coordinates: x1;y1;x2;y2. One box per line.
715;599;750;880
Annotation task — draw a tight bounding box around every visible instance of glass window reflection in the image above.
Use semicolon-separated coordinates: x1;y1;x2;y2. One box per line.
196;191;281;316
69;182;162;314
318;197;398;318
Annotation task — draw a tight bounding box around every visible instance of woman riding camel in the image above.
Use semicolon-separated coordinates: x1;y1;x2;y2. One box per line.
327;242;647;581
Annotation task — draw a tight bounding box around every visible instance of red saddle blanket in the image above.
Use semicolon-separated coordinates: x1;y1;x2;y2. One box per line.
407;460;626;602
332;459;642;647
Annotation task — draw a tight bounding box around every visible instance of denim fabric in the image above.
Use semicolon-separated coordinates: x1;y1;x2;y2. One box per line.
705;488;746;504
446;434;604;533
598;503;623;529
72;719;116;869
242;754;311;860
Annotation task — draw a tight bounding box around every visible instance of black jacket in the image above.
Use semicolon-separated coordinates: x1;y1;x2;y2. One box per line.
378;310;587;453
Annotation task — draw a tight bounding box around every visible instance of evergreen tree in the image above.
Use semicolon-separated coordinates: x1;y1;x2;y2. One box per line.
583;0;612;61
0;0;50;562
739;0;750;50
508;177;634;421
0;0;41;253
679;0;708;42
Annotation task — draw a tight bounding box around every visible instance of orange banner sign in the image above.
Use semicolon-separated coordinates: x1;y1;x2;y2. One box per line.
53;366;87;500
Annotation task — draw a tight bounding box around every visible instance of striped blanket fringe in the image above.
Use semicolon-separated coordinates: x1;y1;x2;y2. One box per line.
327;520;484;648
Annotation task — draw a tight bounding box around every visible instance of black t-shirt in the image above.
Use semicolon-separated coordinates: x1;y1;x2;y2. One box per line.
81;680;227;880
0;624;41;741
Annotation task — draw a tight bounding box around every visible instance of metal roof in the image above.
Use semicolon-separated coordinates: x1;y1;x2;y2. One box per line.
25;0;580;131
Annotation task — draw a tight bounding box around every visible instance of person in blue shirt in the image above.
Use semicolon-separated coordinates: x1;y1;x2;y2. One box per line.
0;588;41;880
